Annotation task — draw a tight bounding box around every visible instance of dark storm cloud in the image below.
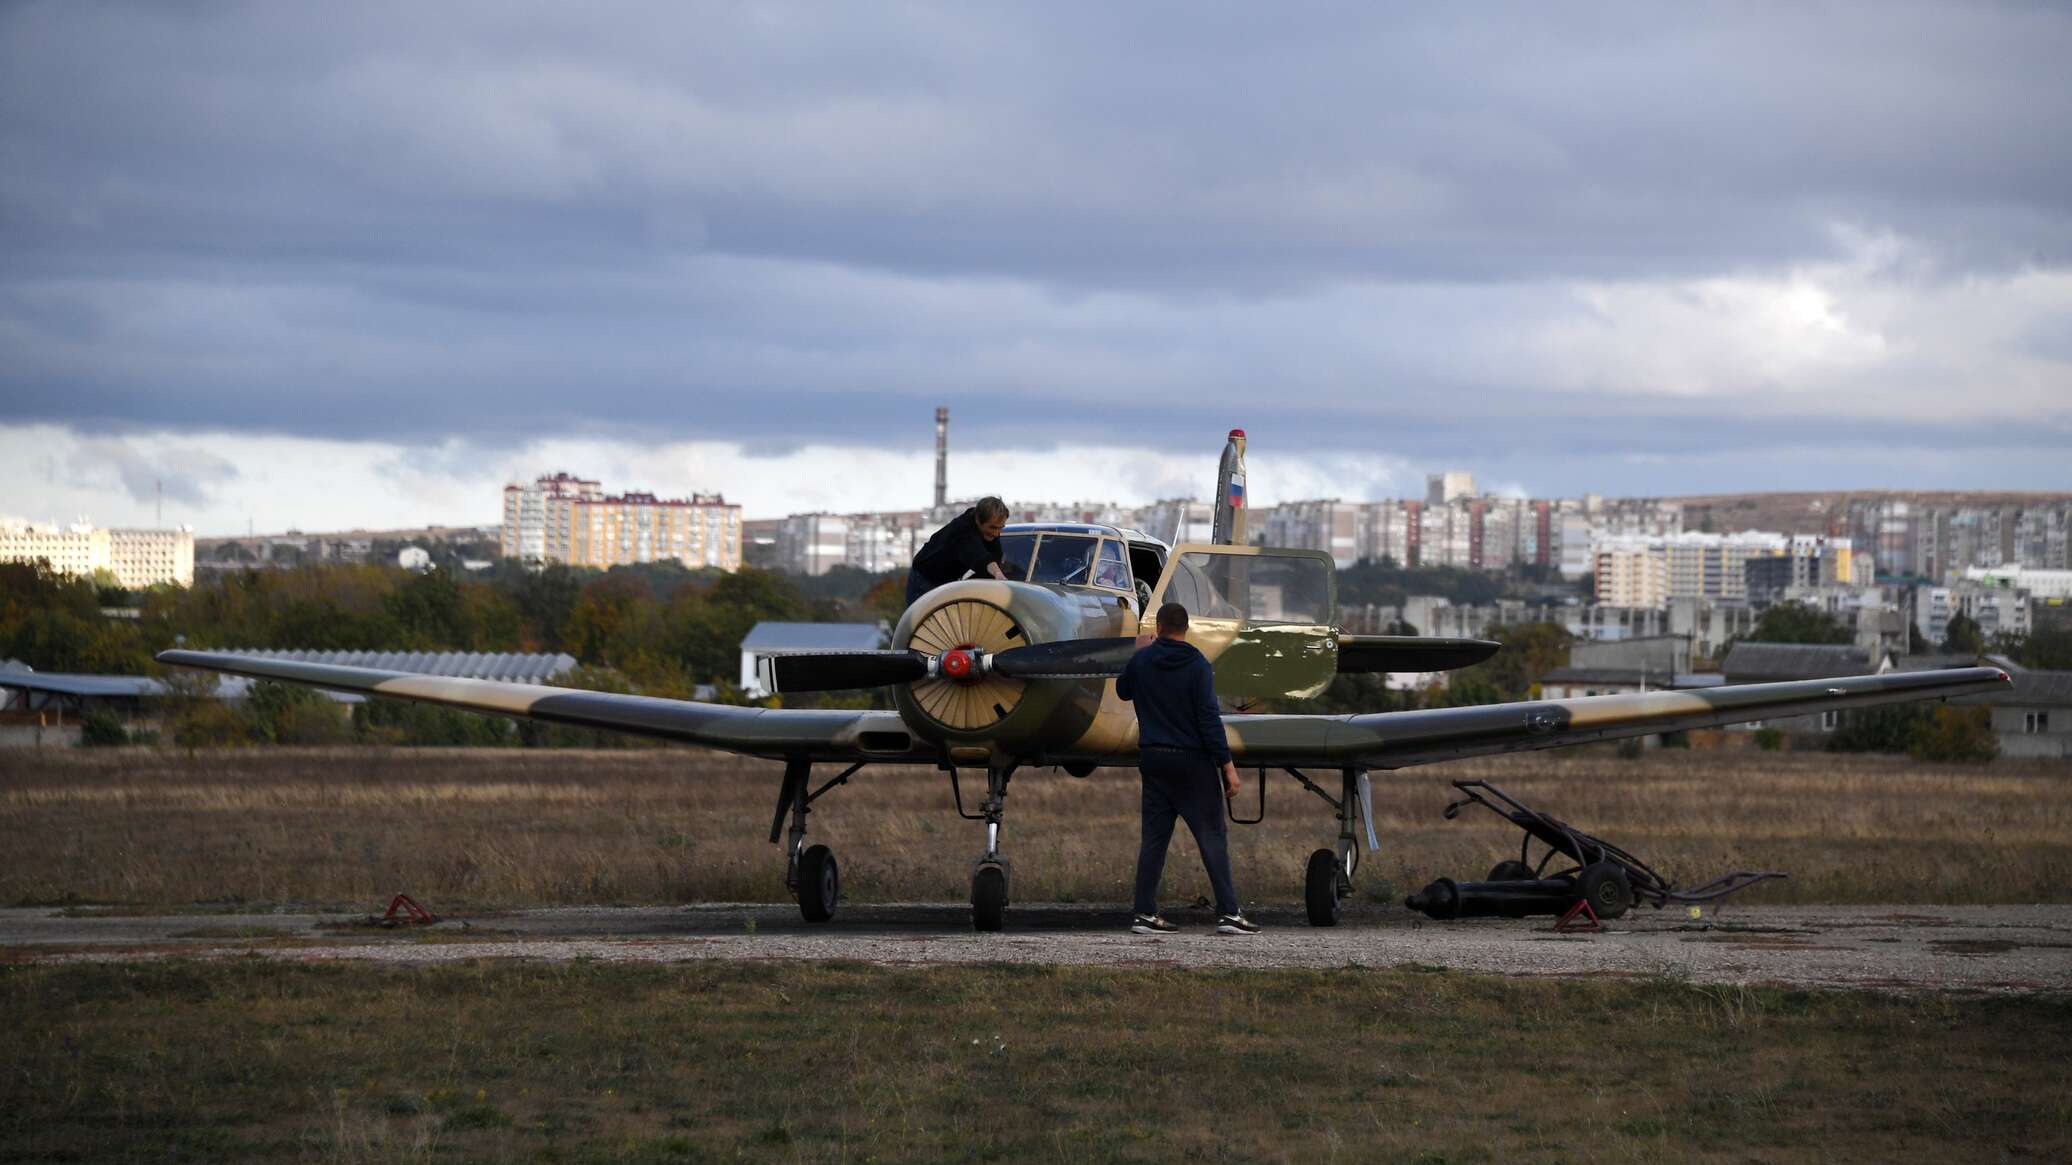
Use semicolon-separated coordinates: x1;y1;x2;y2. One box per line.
1;1;2068;491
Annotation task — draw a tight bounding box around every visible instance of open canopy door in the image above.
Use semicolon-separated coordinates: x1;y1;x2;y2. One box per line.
1142;544;1338;700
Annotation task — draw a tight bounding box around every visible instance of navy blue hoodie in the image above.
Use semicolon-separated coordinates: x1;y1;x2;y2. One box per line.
1116;637;1231;764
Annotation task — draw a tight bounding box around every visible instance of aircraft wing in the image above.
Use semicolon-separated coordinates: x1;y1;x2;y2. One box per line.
1219;667;2012;769
1336;634;1501;674
155;650;931;763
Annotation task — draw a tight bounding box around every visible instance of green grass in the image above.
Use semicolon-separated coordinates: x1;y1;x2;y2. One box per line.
4;958;2068;1162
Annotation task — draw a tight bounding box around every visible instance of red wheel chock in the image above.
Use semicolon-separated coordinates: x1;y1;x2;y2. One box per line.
381;893;439;925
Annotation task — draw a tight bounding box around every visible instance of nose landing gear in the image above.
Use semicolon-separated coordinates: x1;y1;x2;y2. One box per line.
948;764;1016;931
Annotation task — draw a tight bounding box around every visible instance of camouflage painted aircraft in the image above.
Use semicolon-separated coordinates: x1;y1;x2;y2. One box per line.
158;433;2012;931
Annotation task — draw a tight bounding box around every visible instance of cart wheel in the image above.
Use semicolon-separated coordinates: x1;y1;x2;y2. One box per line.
1487;859;1535;882
1305;848;1343;927
1576;861;1633;920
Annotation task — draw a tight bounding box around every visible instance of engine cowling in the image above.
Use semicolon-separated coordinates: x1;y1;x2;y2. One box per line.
891;579;1133;762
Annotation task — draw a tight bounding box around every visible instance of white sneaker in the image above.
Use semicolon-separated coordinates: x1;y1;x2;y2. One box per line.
1216;914;1261;935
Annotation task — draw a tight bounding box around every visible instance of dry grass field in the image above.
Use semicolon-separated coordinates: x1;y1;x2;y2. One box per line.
5;958;2070;1163
3;746;2068;911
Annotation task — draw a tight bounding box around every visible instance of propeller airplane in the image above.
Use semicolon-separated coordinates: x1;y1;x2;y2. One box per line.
159;431;2013;931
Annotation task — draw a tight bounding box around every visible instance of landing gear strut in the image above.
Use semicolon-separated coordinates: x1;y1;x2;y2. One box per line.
947;764;1017;931
770;758;861;923
970;766;1013;932
1289;767;1371;927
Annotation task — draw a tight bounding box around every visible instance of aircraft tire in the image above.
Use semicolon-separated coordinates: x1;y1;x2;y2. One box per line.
1487;859;1536;882
1304;848;1342;927
797;844;839;923
1575;860;1633;921
972;864;1008;932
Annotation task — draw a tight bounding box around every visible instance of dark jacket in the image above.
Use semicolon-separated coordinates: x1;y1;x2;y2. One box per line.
911;507;1003;586
1116;637;1231;764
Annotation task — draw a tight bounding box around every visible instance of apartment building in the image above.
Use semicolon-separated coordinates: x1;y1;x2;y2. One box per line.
1595;531;1828;605
1850;498;2072;580
777;514;852;577
501;473;600;564
0;519;195;587
1263;499;1360;567
501;474;740;571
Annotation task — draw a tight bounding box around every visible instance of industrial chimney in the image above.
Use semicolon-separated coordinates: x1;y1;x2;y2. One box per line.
934;407;949;510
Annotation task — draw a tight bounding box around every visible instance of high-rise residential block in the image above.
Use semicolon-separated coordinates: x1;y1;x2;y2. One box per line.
501;473;740;571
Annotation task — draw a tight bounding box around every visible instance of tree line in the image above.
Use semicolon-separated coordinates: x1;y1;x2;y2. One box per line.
8;562;2054;757
4;560;908;746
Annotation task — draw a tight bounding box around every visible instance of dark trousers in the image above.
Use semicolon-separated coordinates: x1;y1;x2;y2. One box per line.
904;568;933;606
1132;750;1239;917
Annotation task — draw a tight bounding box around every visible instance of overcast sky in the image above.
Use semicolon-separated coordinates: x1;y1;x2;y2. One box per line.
3;2;2068;534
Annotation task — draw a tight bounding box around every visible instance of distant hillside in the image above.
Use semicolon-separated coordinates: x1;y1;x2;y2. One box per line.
197;524;495;552
1666;491;2072;536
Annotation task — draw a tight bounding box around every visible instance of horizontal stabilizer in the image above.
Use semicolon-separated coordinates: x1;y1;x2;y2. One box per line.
1337;635;1502;674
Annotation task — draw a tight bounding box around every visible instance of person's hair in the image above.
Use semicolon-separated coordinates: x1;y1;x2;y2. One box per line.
1156;602;1189;635
974;496;1009;523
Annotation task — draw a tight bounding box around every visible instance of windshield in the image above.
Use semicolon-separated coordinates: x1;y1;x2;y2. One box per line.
1028;534;1099;585
1090;539;1130;591
995;534;1038;581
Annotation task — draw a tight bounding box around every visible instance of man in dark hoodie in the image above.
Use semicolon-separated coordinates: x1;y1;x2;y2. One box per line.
1115;601;1260;935
906;496;1011;605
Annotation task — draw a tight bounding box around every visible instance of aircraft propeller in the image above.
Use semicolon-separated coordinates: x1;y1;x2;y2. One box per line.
760;637;1140;694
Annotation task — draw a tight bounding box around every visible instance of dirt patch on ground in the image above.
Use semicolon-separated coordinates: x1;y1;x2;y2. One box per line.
5;901;2069;994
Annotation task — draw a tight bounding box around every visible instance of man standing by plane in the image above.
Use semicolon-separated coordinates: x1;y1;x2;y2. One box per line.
1117;602;1259;935
906;496;1011;605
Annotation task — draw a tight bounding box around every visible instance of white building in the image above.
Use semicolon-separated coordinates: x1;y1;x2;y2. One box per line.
1136;499;1215;546
0;519;194;588
1962;565;2072;602
1594;531;1805;604
778;514;852;576
1426;472;1477;505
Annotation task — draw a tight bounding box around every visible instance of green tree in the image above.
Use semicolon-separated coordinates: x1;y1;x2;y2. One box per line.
1941;612;1985;657
248;680;352;744
1908;704;1997;762
384;567;472;648
78;707;130;747
1827;704;1929;754
673;568;808;683
1750;601;1854;645
2007;624;2072;670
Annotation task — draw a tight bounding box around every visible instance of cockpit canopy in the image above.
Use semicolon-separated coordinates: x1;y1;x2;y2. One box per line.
997;524;1165;602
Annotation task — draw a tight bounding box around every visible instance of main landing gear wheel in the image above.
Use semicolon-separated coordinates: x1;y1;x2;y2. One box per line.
1487;859;1535;882
1576;860;1634;921
972;864;1008;932
797;844;839;923
1305;848;1345;927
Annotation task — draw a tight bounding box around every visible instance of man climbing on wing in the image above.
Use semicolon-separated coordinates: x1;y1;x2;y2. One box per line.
1116;601;1259;936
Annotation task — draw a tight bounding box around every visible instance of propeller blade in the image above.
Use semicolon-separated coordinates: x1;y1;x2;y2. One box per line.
759;650;929;693
990;637;1141;680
